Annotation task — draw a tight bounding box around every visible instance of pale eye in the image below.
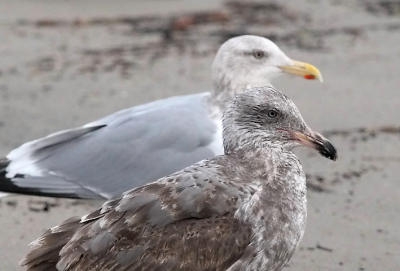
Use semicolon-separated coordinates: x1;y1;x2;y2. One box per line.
252;50;265;59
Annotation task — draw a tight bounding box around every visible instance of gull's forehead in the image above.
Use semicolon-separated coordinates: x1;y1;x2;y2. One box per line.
245;87;289;105
251;89;304;122
226;35;282;53
249;88;301;113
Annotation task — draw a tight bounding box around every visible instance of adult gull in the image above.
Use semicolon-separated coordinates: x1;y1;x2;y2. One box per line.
21;87;336;271
0;35;323;199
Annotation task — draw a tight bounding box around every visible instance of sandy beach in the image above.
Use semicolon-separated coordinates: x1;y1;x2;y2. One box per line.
0;0;399;270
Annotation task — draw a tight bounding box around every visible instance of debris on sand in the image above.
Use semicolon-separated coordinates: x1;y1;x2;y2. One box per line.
365;0;400;16
27;199;60;212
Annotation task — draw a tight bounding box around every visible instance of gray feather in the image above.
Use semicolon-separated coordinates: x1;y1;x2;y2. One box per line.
3;93;217;199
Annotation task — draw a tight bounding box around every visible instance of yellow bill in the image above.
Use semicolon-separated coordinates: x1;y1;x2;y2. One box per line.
279;60;323;82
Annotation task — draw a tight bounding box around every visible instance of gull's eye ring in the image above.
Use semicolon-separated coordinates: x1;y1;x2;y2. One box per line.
252;50;265;59
267;109;279;118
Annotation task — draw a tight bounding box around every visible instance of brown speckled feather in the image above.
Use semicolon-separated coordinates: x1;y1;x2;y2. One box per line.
20;217;81;271
23;157;257;271
66;216;251;271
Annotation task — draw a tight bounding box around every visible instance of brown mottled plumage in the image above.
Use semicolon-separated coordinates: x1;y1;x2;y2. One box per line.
21;87;336;271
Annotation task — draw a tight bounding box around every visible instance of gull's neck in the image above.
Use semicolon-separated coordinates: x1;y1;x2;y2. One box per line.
208;74;272;113
228;141;306;223
228;144;306;271
227;144;289;177
223;128;293;157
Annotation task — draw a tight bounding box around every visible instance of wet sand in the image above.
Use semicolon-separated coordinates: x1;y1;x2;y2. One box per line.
0;0;399;270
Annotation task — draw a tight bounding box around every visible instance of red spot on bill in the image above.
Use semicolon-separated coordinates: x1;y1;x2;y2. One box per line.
304;74;316;80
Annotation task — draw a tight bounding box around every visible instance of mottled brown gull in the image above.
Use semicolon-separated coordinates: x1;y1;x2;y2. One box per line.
0;35;323;199
21;86;336;271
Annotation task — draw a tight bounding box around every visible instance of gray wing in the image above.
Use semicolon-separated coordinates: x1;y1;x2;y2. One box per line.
1;93;220;199
21;159;253;271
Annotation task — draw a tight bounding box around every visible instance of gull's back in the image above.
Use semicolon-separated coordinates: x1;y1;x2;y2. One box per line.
1;93;219;199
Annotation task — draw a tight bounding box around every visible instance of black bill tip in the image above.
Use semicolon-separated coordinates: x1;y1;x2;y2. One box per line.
317;140;337;161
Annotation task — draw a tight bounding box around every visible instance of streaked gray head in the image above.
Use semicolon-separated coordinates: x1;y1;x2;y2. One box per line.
223;87;337;160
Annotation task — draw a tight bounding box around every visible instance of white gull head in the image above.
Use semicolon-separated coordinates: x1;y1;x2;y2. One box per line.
211;35;323;104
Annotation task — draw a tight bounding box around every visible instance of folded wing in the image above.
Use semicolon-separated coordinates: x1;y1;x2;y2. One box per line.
21;159;253;270
1;93;219;199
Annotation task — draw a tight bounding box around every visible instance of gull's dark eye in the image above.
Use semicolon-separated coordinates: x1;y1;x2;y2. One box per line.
267;109;279;118
252;50;265;59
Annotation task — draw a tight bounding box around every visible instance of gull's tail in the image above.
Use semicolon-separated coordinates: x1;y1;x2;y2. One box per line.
20;217;81;271
0;125;108;199
0;157;93;199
